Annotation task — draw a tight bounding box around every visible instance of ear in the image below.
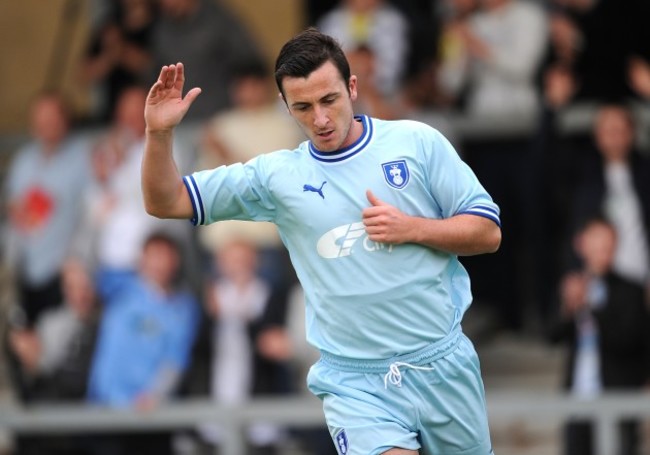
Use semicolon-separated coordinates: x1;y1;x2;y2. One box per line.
348;75;358;102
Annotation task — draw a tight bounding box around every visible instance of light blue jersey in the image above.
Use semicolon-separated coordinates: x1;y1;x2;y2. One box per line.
184;116;499;360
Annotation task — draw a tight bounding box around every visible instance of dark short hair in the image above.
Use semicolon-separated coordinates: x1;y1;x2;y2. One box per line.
274;27;350;98
233;58;270;81
574;215;616;239
143;231;181;253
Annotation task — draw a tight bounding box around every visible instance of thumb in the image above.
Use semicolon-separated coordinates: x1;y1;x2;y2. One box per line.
366;189;386;206
182;87;202;109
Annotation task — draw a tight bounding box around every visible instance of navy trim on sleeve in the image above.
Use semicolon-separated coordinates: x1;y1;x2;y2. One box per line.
182;175;204;226
458;205;501;227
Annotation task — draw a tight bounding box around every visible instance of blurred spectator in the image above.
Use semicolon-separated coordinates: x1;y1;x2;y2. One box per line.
317;0;410;97
196;238;292;454
570;105;650;288
7;258;99;455
87;232;199;454
75;87;161;272
151;0;264;122
197;61;302;169
345;44;400;119
81;0;157;122
3;92;91;328
551;218;650;455
397;57;458;145
535;1;584;91
628;56;650;102
546;0;650;103
196;61;300;288
542;63;578;111
436;0;479;107
7;258;99;403
440;0;547;118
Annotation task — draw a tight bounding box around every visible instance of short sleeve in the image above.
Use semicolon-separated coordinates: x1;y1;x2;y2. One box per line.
183;155;277;226
423;128;500;227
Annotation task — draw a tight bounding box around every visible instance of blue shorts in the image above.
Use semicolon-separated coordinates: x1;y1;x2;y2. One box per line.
307;329;494;455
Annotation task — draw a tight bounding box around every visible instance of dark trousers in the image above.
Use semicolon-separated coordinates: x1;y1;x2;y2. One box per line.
565;419;640;455
82;432;173;455
14;430;172;455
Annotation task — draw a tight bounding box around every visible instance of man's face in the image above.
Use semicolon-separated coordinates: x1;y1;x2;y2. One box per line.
30;97;68;148
577;222;616;276
141;240;180;288
281;60;359;152
115;87;147;136
594;107;634;161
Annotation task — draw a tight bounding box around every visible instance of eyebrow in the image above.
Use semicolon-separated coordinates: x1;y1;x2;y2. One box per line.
290;91;340;109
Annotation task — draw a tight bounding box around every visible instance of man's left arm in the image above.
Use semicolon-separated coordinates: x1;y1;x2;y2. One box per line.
362;190;501;256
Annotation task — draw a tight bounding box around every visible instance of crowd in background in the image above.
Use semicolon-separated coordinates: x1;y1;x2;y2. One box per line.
2;0;650;454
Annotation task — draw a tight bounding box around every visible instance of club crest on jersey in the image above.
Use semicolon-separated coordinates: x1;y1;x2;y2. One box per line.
334;429;349;454
382;160;409;189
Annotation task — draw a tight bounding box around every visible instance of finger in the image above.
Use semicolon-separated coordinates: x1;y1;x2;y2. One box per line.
156;65;168;83
175;62;185;90
362;206;385;221
362;206;380;219
366;232;385;243
164;64;176;89
366;189;386;207
364;225;383;235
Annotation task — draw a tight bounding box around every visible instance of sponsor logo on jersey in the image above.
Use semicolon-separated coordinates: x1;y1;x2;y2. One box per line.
317;222;393;258
382;160;409;189
303;181;327;199
334;429;349;454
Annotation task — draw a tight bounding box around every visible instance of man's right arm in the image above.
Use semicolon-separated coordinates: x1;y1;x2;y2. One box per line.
142;129;193;219
142;63;201;219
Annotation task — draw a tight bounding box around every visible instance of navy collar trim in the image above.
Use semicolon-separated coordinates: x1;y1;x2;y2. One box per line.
309;115;372;163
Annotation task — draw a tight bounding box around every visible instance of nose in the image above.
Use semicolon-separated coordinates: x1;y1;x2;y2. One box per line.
313;105;328;129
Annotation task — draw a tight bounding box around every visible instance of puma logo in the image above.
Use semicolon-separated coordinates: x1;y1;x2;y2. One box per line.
303;181;327;199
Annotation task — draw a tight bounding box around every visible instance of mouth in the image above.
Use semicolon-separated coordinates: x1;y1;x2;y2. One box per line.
316;130;334;140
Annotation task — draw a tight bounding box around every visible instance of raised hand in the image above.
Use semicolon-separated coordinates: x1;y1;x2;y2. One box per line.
144;63;201;133
560;272;588;317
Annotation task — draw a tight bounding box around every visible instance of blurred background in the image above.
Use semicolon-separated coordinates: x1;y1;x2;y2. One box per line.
1;0;650;454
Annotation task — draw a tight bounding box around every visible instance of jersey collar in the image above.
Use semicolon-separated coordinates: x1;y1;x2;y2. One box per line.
308;115;373;163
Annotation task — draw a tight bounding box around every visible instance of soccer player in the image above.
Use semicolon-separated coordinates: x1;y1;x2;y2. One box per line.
143;28;501;455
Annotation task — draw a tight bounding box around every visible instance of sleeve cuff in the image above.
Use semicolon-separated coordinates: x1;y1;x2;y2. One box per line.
182;175;205;226
458;204;501;228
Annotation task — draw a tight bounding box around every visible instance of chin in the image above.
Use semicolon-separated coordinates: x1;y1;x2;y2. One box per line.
313;137;342;152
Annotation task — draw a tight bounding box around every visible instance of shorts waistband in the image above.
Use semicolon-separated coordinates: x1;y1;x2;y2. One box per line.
319;326;462;373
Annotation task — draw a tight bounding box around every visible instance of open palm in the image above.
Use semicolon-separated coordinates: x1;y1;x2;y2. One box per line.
144;63;201;132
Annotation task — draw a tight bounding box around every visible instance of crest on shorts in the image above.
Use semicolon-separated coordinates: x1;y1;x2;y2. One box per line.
334;429;349;454
382;160;410;189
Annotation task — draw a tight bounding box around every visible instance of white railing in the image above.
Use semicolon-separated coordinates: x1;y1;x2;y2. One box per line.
2;391;650;455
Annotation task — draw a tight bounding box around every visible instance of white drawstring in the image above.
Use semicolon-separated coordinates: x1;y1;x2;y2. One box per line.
384;361;435;389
